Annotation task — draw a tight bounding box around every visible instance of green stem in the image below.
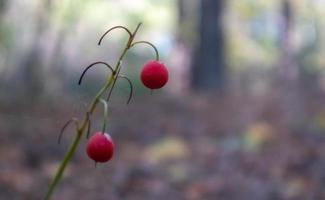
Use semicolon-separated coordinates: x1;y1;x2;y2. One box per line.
44;74;114;200
99;99;108;133
44;130;83;200
106;23;142;101
44;23;142;200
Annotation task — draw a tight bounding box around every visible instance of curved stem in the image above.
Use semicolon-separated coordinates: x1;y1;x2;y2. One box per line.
86;112;91;139
44;23;143;200
106;67;121;102
99;99;108;133
45;71;114;200
118;75;134;104
78;62;114;85
58;118;79;144
86;117;91;139
98;26;132;46
106;22;142;102
131;41;160;61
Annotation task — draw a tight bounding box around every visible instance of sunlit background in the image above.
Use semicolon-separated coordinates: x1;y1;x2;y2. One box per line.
0;0;325;199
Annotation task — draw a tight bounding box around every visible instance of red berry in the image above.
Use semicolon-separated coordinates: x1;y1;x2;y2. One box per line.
140;60;168;89
86;132;114;163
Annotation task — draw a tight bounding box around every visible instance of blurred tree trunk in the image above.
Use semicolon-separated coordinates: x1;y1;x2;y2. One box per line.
176;0;197;46
45;18;69;96
191;0;226;92
0;0;7;37
0;0;7;42
168;0;194;95
0;0;6;16
278;0;306;126
279;0;298;81
46;1;88;96
178;0;185;25
20;0;52;99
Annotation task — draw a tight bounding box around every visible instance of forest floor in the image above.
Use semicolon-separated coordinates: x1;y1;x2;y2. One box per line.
0;88;324;200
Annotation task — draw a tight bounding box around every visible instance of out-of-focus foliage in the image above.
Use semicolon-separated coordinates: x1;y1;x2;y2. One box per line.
144;136;189;164
0;0;325;199
226;0;325;74
0;0;177;98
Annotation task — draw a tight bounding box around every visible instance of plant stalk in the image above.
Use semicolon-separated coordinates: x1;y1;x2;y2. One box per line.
44;23;142;200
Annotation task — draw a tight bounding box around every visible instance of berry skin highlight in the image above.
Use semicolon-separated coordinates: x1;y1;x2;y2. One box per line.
86;132;114;163
140;60;168;89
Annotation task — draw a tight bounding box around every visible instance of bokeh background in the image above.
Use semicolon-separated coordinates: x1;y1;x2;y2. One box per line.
0;0;325;199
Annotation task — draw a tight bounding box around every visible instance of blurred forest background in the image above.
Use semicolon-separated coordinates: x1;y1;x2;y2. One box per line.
0;0;325;199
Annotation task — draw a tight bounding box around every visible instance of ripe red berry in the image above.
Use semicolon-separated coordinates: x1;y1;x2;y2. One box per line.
140;60;168;89
86;132;114;163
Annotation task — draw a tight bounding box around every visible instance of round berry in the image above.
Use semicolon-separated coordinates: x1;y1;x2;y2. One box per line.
140;60;168;89
86;132;114;163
